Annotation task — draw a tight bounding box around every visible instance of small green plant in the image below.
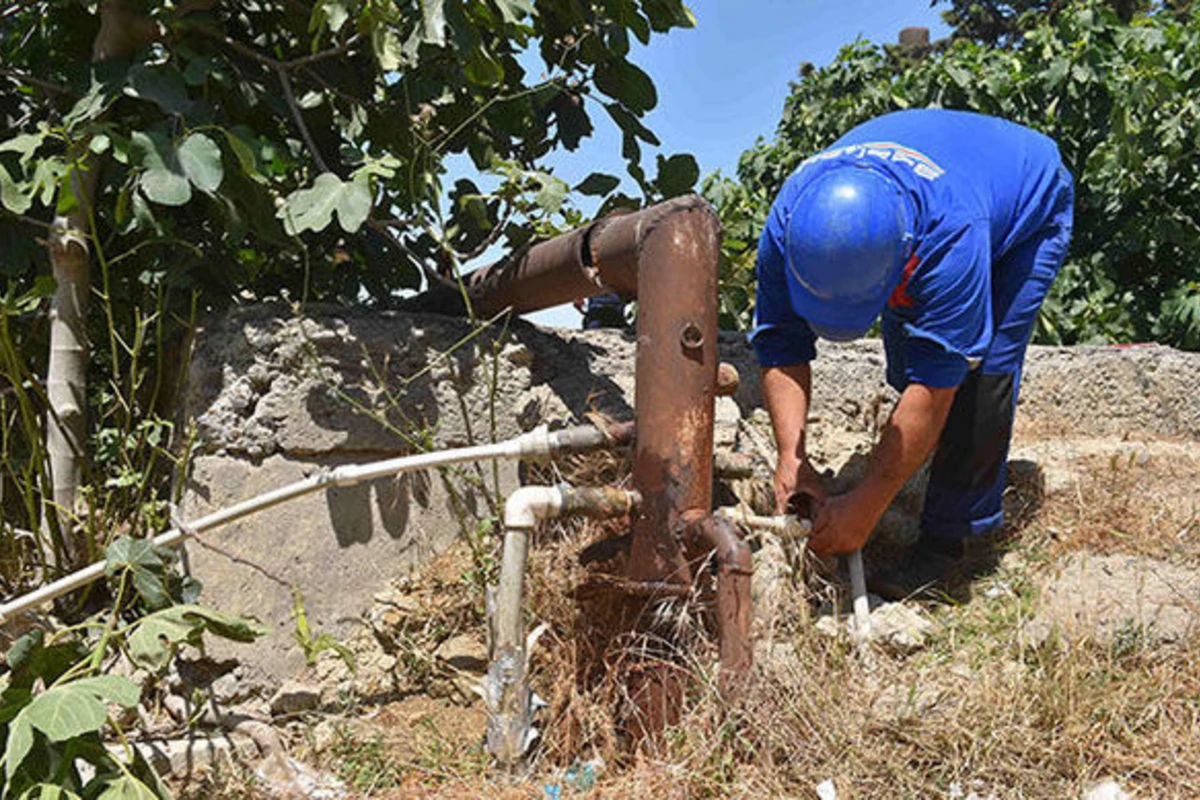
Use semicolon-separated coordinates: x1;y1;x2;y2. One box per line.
330;727;405;793
291;587;356;673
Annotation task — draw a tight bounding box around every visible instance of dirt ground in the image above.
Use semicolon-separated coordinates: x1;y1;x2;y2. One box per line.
191;425;1200;799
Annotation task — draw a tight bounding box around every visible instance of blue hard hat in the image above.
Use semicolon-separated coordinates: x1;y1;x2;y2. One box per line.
784;165;914;341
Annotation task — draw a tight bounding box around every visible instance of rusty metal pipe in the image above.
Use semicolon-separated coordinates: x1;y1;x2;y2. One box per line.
572;575;692;600
558;485;641;519
414;195;733;745
402;215;640;317
689;515;753;697
624;197;722;586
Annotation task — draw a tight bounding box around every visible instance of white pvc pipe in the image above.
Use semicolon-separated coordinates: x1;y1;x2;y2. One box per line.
0;427;570;625
847;549;872;646
486;485;567;764
502;486;564;529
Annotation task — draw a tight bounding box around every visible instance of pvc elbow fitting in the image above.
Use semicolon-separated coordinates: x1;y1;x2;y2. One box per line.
503;486;564;529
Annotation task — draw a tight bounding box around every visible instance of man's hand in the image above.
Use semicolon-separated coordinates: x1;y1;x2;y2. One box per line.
806;493;875;556
806;382;960;556
773;455;827;515
761;363;819;514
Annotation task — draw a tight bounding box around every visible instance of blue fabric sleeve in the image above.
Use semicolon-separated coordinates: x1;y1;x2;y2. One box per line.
748;208;817;367
900;223;993;388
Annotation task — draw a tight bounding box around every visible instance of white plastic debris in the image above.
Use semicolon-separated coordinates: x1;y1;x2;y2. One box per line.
1082;780;1131;800
816;778;838;800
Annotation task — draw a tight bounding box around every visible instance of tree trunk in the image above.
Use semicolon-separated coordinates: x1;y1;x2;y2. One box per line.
43;171;96;568
42;0;158;569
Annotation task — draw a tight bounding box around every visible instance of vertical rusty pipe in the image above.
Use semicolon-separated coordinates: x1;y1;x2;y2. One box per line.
409;195;740;744
597;196;722;585
689;514;754;697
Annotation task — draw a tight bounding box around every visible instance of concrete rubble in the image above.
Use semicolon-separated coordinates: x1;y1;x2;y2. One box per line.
268;680;323;716
814;595;936;654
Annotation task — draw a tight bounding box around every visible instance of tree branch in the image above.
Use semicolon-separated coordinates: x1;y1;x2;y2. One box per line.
276;66;330;174
0;207;53;231
458;202;513;263
286;35;361;69
188;23;362;174
0;68;72;97
301;66;368;108
189;23;360;72
368;217;457;291
170;506;291;589
190;22;281;68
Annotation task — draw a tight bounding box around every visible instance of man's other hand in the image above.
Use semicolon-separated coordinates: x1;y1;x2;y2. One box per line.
773;455;827;515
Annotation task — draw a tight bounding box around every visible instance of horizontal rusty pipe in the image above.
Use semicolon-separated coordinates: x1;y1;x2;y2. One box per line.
402;214;640;317
558;485;641;519
688;514;753;698
547;419;636;454
572;575;692;601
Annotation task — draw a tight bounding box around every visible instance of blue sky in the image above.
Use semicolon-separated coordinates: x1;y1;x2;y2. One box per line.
484;0;954;326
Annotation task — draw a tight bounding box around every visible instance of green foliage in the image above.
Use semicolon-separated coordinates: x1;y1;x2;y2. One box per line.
936;0;1087;45
292;587;356;673
701;171;765;331
933;0;1187;46
104;536;200;612
0;253;195;580
0;0;698;308
1;538;265;797
709;2;1200;349
127;604;268;673
331;726;406;791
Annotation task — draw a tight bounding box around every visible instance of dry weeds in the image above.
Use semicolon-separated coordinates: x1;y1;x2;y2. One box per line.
194;437;1200;799
1029;447;1200;562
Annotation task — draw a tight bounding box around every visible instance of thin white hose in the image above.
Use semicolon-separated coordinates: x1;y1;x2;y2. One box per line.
0;427;563;624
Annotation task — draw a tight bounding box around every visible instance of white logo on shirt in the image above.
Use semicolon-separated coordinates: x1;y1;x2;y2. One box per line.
797;141;946;181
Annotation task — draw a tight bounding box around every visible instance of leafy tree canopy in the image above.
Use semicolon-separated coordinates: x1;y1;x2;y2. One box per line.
0;0;700;310
931;0;1157;46
707;2;1200;349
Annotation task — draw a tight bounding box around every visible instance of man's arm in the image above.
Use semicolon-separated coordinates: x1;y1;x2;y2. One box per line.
807;381;958;556
761;363;825;512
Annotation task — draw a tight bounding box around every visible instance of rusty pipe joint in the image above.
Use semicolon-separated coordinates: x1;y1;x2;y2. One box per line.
547;420;636;454
687;514;753;697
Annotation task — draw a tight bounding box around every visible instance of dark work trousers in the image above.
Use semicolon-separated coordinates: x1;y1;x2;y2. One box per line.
919;169;1074;539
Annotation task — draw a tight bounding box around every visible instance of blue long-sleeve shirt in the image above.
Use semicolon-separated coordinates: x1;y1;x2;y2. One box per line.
750;109;1069;388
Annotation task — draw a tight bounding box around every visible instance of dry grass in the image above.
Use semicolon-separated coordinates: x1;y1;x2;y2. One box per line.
193;438;1200;799
1028;448;1200;561
583;588;1200;798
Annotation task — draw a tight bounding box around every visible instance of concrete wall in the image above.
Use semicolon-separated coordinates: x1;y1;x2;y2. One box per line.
180;305;1200;685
